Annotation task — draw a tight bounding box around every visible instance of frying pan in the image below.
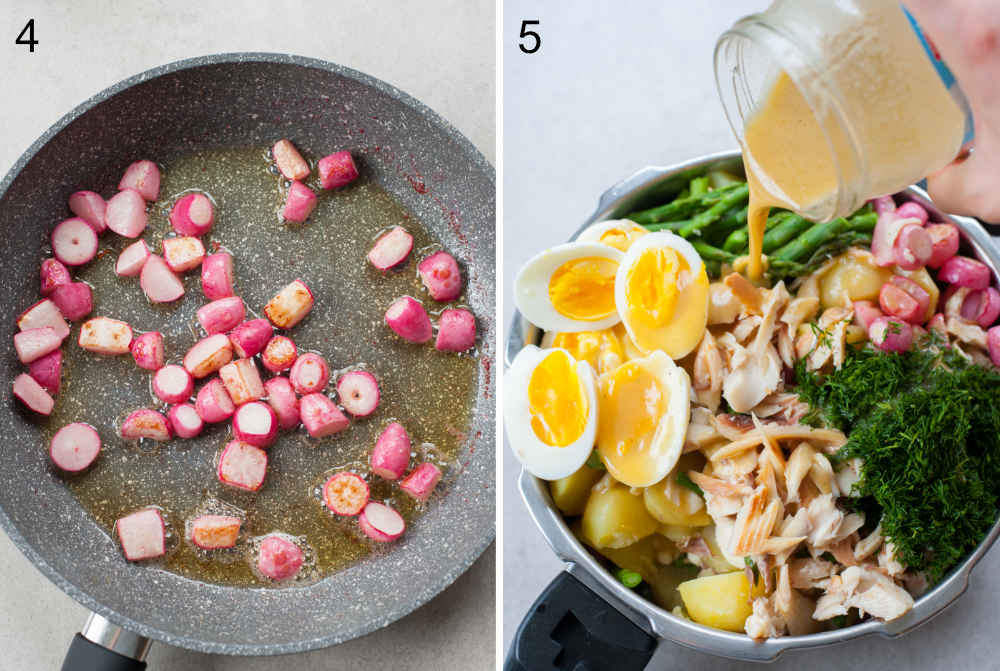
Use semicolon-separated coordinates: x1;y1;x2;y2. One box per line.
0;53;495;668
503;151;1000;669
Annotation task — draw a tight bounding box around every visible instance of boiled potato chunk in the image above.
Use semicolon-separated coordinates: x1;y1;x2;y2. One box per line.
549;464;603;516
819;252;892;310
643;455;711;527
581;484;659;549
678;571;765;632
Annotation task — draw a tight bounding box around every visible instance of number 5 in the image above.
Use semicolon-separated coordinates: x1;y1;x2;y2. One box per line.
519;20;540;54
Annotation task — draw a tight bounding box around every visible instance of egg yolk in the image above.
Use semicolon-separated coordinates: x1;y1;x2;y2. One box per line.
528;351;589;447
597;361;665;467
548;257;618;321
551;329;623;375
598;227;646;252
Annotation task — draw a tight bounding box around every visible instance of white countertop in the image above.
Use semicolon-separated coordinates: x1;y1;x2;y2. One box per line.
0;0;494;668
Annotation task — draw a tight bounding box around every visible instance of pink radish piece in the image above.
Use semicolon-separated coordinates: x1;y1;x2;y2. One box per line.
195;378;235;422
115;239;151;277
282;181;318;223
183;334;233;378
264;279;314;329
272;139;311;180
869;316;913;353
367;226;413;270
14;327;62;363
257;535;303;581
959;287;1000;328
116;508;165;561
50;423;101;472
358;502;405;542
12;373;54;415
68;191;107;233
925;224;960;269
219;358;264;406
50;282;93;322
370;422;411;480
264;378;300;430
895;201;929;226
939;256;991;290
418;251;462;301
262;335;297;372
217;440;267;491
299;393;350;437
385;296;433;343
289;352;329;394
29;350;62;395
871;213;916;267
336;371;380;417
169;193;214;236
162;236;206;273
40;258;71;295
232;401;278;448
852;300;884;331
882;276;930;324
130;331;165;370
435;308;477;352
190;515;241;550
197;296;245;335
152;365;194;404
140;255;185;303
201;252;234;300
78;317;133;355
989;326;1000;367
229;319;273;358
105;189;148;238
120;408;171;441
18;298;70;338
870;196;896;216
399;462;443;502
322;472;369;516
892;223;932;270
51;218;98;266
168;403;203;439
879;283;923;325
317;151;358;190
118;160;160;201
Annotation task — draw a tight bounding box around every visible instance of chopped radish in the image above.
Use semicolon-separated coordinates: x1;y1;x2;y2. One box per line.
12;373;54;415
201;252;234;300
988;326;1000;366
118;160;160;201
282;181;318;223
169;193;214;236
852;300;884;331
14;327;62;363
197;296;245;335
870;195;896;216
264;279;314;329
257;535;303;580
130;331;165;370
879;283;923;324
195;377;235;422
418;251;462;301
50;423;100;472
925;223;961;270
892;223;932;270
358;502;405;542
385;296;433;343
105;189;148;238
162;236;206;273
29;350;62;395
317;151;358;190
336;371;380;417
18;298;70;338
140;255;185;303
183;334;233;378
367;226;413;270
400;462;442;502
116;508;165;561
289;352;329;394
120;408;171;441
895;201;929;226
219;357;265;405
232;401;278;448
229;319;273;358
152;364;194;404
272;139;311;180
190;515;241;550
40;258;71;295
264;377;300;430
217;440;267;491
168;403;203;439
881;276;930;325
51;218;98;266
370;422;411;480
68;191;107;233
261;335;297;372
322;472;369;516
50;282;93;322
939;256;991;290
299;393;350;437
435;308;476;352
959;287;1000;328
871;213;915;267
78;317;133;355
115;239;151;277
869;316;913;353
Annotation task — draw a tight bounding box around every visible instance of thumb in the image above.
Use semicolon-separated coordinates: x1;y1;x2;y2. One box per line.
925;149;1000;222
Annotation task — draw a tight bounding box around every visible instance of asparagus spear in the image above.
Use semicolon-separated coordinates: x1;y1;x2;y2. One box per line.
762;213;812;253
689;176;710;197
771;217;848;262
678;184;750;237
627;182;741;225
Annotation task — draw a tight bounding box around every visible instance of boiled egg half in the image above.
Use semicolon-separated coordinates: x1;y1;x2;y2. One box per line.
576;219;648;252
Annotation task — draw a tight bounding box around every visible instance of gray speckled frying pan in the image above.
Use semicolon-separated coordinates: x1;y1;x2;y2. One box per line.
0;53;495;666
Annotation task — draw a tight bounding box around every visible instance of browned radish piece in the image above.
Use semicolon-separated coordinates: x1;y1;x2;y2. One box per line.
79;317;133;355
184;334;233;379
116;508;165;561
370;422;411;480
435;308;476;352
116;239;151;277
29;350;62;395
299;393;350;438
50;422;101;472
358;502;405;542
68;191;107;233
118;160;160;201
289;352;329;394
229;319;272;358
272;139;311;180
926;223;960;269
201;252;234;300
106;189;148;238
220;358;265;406
169;193;215;236
217;440;267;491
190;515;241;550
52;218;98;266
384;296;432;343
892;223;932;270
120;408;171;441
261;335;297;372
264;279;314;329
130;331;165;370
322;472;369;516
418;251;462;302
264;377;299;430
257;535;303;581
14;327;62;364
18;298;70;338
197;297;245;336
140;255;185;303
50;282;93;322
336;371;380;417
168;403;203;439
367;227;413;271
233;401;278;448
399;463;443;502
152;365;194;404
12;373;54;415
195;378;235;423
317;151;358;190
162;236;206;273
282;181;318;223
40;258;71;296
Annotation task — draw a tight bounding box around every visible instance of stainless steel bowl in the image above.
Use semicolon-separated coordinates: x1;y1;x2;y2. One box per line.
505;150;1000;663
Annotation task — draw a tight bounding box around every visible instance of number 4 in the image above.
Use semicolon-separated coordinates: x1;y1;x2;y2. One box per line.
519;20;540;54
16;19;37;52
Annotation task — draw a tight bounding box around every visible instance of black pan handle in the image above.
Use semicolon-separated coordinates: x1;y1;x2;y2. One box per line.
61;614;150;671
504;571;656;671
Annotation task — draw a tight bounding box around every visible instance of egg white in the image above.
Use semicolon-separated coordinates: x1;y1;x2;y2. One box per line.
576;219;647;250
